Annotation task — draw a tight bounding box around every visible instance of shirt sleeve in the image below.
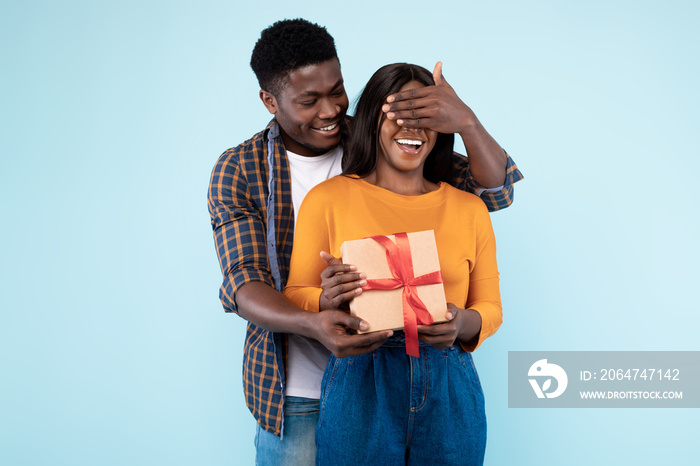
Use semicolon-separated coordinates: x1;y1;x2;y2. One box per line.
283;188;329;313
461;202;503;351
452;150;524;212
208;148;274;313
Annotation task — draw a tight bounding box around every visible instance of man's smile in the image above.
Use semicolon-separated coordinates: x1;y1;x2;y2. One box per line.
318;122;338;131
312;121;341;136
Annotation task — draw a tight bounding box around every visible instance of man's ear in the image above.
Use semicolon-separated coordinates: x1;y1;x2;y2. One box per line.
259;90;278;115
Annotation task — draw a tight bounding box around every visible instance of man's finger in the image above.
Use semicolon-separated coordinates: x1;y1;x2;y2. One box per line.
395;118;424;128
337;331;393;357
333;312;370;332
433;61;443;85
345;340;388;357
386;108;435;122
384;86;432;108
432;60;452;89
344;331;392;348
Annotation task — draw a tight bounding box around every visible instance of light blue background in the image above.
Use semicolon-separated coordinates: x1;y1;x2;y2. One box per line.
2;0;698;464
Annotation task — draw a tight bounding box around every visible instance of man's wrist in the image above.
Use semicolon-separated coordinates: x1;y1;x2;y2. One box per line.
237;282;319;336
457;117;485;143
297;310;320;340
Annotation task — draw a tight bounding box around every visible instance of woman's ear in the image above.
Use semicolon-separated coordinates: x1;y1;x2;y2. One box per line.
259;90;278;115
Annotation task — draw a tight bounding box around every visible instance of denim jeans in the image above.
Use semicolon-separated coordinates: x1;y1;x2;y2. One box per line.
316;334;486;466
255;396;319;466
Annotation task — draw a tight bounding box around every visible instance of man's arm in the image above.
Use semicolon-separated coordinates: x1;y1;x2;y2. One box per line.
451;152;522;212
237;282;389;358
382;61;521;191
207;147;388;357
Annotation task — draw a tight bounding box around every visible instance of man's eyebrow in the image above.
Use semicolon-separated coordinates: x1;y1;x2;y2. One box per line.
297;79;344;97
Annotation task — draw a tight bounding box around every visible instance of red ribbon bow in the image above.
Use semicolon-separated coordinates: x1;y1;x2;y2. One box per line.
361;232;444;358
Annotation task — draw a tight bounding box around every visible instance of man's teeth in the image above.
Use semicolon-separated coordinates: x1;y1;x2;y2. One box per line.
396;139;423;146
319;123;338;131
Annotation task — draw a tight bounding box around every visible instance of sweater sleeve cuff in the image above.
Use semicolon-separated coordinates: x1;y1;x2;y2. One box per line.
459;303;503;352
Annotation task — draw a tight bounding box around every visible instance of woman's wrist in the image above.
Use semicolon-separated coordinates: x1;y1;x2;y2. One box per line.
456;308;482;348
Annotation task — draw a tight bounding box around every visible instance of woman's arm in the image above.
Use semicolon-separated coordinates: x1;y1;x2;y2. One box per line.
460;209;502;351
283;186;391;356
418;202;502;351
283;195;330;312
284;185;372;315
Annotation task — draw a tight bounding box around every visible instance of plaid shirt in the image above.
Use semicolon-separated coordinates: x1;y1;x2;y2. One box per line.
208;118;523;437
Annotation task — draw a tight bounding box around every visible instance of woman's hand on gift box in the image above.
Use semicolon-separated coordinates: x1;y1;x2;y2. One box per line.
318;251;367;311
417;303;482;351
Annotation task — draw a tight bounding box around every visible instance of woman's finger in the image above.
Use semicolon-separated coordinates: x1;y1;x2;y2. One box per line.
329;288;362;308
320;263;356;279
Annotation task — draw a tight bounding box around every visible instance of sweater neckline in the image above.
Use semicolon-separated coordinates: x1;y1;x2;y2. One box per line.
348;175;448;202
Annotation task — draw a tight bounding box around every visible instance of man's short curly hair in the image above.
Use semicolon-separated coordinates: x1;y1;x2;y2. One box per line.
250;18;339;96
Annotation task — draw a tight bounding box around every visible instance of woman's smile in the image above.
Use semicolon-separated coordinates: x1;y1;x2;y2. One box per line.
394;136;426;155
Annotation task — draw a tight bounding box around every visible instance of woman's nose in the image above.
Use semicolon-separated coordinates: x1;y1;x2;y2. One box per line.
404;126;423;134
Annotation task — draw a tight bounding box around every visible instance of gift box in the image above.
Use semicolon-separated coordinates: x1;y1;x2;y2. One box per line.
340;230;448;357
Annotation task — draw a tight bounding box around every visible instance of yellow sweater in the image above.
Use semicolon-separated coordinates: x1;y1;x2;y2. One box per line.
284;175;502;351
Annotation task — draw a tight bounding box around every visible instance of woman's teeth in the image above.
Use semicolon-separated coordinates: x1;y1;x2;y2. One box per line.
396;139;423;147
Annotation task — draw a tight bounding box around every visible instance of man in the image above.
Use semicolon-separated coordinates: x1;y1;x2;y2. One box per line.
208;18;523;465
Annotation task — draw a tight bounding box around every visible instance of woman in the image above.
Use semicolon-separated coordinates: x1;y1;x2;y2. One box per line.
284;63;502;466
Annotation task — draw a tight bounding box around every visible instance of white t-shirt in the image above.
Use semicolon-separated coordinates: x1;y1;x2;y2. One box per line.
285;146;343;399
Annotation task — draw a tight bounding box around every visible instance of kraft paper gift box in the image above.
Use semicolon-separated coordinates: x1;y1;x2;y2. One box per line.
340;230;448;336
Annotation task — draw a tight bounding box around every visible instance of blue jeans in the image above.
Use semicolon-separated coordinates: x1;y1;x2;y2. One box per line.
316;334;486;466
255;396;319;466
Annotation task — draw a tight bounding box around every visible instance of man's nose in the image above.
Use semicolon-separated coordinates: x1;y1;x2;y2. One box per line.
318;98;339;119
